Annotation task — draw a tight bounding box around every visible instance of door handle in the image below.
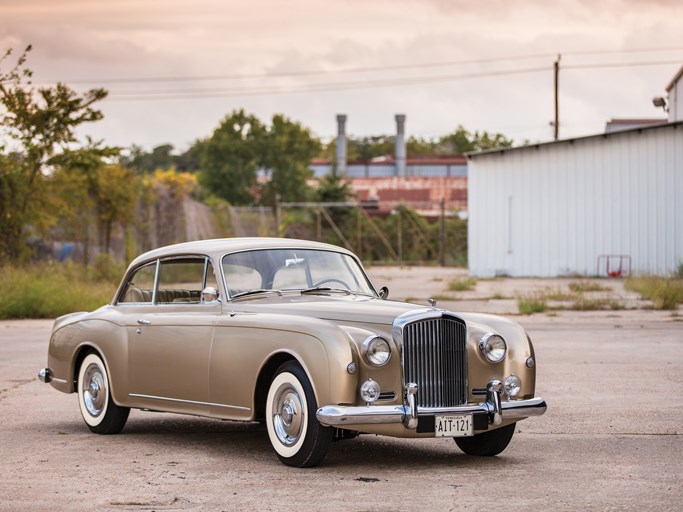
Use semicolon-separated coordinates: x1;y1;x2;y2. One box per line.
137;319;151;325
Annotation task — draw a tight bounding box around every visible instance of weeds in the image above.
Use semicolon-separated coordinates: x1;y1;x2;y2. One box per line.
517;294;548;314
448;277;477;292
431;294;457;301
625;276;683;310
568;280;610;293
571;298;608;311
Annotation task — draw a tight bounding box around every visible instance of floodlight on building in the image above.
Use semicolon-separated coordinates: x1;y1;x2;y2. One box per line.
652;96;668;112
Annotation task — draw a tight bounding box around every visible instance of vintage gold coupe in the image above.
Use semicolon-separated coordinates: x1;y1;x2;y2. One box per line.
39;238;546;467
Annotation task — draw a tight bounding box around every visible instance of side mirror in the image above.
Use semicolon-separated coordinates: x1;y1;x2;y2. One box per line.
378;286;389;300
202;286;219;303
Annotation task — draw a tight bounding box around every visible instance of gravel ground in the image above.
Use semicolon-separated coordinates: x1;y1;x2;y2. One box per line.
1;270;681;511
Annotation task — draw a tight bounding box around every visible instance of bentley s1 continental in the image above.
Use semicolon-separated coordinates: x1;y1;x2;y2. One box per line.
39;238;547;467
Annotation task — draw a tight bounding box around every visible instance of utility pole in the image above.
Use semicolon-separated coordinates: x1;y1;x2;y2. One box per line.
439;198;446;267
275;194;282;237
553;54;561;141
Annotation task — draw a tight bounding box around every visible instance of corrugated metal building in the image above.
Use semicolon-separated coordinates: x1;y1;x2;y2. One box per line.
467;121;683;277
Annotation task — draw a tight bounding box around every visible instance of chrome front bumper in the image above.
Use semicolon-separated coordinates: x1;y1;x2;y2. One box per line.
38;368;53;383
316;380;547;430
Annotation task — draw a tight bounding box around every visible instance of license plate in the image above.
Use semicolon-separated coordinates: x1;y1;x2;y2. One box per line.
435;414;473;437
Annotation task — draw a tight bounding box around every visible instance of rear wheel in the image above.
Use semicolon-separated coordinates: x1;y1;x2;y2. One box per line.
454;422;515;456
77;352;129;434
265;361;333;467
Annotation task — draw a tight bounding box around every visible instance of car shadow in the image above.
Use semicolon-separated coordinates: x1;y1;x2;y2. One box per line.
57;412;520;470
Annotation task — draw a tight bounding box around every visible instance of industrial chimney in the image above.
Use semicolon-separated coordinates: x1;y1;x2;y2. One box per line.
395;114;406;177
335;114;347;176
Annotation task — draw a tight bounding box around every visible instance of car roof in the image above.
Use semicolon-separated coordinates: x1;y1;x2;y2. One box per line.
128;237;356;267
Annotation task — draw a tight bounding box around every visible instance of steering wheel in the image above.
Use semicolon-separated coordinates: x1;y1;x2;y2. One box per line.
312;278;351;290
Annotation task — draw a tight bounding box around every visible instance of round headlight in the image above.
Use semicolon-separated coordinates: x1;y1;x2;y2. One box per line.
479;333;507;363
362;336;391;367
504;375;522;398
360;379;381;403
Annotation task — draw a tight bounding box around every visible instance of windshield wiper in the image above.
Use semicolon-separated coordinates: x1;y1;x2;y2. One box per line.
230;289;282;300
300;287;351;295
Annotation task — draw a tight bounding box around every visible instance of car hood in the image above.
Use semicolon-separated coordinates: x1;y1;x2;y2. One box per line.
229;293;523;338
230;294;423;326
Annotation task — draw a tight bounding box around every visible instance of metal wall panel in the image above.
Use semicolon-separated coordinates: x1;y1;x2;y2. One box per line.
468;124;683;277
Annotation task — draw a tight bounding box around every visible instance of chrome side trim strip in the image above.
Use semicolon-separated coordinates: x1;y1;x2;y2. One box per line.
129;393;251;411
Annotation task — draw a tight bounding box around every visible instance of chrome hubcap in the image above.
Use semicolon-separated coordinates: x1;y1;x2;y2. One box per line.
272;386;304;446
82;363;106;417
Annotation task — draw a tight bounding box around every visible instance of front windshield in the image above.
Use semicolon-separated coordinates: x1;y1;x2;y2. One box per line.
221;248;376;299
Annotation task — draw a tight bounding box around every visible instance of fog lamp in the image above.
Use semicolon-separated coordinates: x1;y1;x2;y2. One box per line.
504;375;522;398
360;379;381;404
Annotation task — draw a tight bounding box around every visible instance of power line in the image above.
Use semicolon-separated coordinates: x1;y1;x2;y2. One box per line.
41;53;558;85
38;46;683;86
105;66;550;101
103;59;681;102
565;59;682;70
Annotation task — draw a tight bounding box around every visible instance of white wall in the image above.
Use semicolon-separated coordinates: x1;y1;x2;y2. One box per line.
468;124;683;277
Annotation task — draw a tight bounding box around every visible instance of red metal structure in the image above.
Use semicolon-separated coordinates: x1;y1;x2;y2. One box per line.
597;255;632;278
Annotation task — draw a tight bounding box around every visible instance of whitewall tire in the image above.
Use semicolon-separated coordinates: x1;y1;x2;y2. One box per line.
265;362;333;467
77;352;129;434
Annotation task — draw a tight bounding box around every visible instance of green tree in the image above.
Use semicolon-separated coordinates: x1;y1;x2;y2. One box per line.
176;139;206;172
260;114;320;205
0;46;109;261
199;109;264;205
122;143;176;174
436;125;513;154
50;143;125;260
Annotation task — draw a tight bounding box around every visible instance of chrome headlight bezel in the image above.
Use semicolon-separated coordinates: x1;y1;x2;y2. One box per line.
362;335;392;367
479;333;507;363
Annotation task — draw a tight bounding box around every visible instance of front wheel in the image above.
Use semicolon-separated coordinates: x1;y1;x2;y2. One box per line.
454;422;516;456
265;361;333;467
77;352;129;434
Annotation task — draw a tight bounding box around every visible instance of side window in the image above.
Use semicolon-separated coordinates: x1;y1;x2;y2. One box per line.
157;258;206;304
119;262;157;303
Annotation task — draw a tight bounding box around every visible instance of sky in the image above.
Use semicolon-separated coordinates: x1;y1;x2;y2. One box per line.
1;0;682;153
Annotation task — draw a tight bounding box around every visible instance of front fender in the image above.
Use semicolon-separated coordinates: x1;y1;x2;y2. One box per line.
208;312;359;419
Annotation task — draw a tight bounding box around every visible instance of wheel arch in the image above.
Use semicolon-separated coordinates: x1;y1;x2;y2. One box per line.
254;352;299;421
71;343;126;406
72;344;99;392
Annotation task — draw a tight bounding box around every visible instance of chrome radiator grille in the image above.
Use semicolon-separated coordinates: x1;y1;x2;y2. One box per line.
402;316;467;408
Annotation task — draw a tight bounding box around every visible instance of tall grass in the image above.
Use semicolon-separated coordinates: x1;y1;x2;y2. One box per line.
517;294;548;314
625;276;683;310
0;263;119;319
448;277;477;292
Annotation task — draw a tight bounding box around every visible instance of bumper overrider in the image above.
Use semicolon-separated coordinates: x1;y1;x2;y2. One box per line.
316;380;547;430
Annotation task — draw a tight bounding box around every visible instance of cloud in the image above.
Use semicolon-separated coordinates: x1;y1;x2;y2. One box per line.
2;0;680;149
